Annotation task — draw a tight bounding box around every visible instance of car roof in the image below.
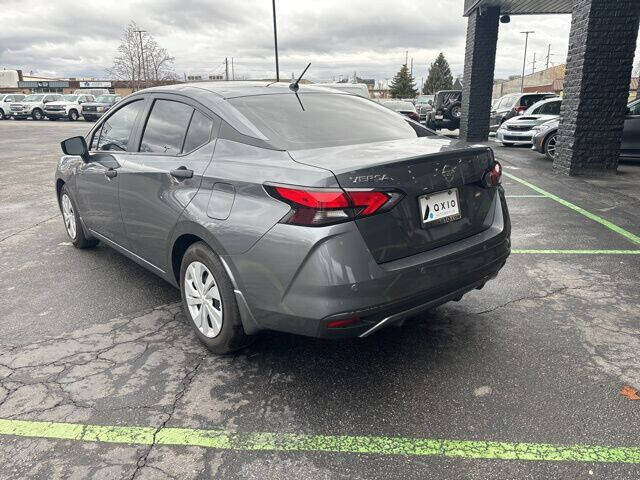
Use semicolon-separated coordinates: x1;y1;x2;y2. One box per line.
139;81;347;100
128;81;357;140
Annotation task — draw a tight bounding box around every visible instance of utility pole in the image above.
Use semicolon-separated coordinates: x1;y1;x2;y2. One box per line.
410;57;413;77
231;57;235;80
134;29;147;89
405;51;408;66
531;52;537;74
225;57;229;81
272;0;280;82
520;31;534;93
546;44;551;70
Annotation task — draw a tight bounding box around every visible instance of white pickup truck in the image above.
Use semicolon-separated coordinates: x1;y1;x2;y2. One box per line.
10;93;63;120
44;94;95;121
0;93;25;120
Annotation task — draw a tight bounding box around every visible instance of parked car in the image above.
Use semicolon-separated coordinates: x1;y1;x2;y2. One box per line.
81;94;121;121
313;83;370;98
73;88;110;97
382;100;420;121
495;97;562;146
10;93;64;120
0;93;25;120
44;94;95;121
532;99;640;161
415;95;435;123
426;90;462;130
56;82;510;354
490;92;557;132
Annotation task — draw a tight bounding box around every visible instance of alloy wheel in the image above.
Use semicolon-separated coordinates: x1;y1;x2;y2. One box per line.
184;261;223;338
33;109;43;120
546;134;557;160
61;194;77;239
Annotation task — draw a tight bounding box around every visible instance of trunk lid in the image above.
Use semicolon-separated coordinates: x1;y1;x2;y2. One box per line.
289;137;497;263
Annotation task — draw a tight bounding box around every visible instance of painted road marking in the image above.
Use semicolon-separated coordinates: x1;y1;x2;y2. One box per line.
505;195;546;198
512;249;640;255
1;418;640;464
504;172;640;245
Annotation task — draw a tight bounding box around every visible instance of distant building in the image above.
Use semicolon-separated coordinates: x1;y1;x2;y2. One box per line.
453;77;463;90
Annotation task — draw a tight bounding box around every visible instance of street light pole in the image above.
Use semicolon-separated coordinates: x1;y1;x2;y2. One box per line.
134;29;147;89
520;31;534;93
272;0;280;82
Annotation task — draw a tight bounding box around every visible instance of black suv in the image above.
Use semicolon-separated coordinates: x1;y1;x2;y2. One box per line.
490;92;557;132
426;90;462;131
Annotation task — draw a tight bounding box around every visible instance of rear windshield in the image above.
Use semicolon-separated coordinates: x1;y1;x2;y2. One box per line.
229;93;421;150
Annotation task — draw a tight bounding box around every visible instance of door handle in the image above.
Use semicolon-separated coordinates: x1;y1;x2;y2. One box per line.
170;167;194;179
105;168;117;179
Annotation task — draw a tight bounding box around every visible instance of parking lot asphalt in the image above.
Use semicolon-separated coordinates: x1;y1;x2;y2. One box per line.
1;120;639;479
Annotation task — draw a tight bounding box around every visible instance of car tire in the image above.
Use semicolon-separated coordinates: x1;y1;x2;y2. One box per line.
68;110;79;121
450;104;461;119
180;242;249;354
59;185;98;249
0;109;5;120
32;109;44;121
544;132;558;161
502;142;514;147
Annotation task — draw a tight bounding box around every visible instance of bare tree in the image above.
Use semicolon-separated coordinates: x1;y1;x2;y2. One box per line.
108;21;176;90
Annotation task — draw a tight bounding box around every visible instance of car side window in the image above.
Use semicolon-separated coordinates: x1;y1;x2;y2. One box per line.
183;110;215;153
95;100;145;152
139;100;194;155
628;101;640;116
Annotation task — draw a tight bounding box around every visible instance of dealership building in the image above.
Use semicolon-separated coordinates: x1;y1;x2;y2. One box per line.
0;69;179;95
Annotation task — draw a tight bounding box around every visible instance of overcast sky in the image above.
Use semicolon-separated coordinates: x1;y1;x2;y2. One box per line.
2;0;639;84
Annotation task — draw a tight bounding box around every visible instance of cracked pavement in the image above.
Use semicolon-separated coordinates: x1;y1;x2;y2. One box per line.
1;121;640;478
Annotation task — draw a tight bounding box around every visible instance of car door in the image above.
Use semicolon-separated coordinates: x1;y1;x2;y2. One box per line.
74;98;146;247
622;100;640;153
119;95;221;271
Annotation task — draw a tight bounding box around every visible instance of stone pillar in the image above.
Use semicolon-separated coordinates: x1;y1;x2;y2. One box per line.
554;0;640;175
460;7;500;142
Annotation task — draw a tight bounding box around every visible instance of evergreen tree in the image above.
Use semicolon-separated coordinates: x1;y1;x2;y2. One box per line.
423;52;454;94
389;64;418;98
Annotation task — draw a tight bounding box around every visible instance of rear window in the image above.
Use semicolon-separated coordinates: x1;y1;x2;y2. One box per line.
229;93;420;150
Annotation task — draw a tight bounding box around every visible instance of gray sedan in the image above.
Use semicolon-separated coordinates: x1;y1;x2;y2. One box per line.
56;82;510;354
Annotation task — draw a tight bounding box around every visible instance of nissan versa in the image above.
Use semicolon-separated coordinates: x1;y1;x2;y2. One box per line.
55;82;511;354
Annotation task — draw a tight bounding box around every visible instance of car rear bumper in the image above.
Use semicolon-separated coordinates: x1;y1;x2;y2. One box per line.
44;112;67;118
227;188;511;338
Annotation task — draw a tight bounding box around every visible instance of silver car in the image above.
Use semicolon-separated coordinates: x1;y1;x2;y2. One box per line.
56;82;510;354
496;97;562;146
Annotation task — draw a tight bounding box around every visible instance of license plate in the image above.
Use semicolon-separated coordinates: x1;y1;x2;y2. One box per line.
418;188;461;225
435;114;443;120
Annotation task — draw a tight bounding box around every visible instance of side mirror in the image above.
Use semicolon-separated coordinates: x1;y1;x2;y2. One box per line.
61;136;89;161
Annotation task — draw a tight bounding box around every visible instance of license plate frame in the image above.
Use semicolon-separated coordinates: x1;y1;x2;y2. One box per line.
418;188;461;226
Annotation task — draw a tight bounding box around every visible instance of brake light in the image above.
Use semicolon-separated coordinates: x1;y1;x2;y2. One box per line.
482;161;502;187
514;105;526;115
265;185;403;226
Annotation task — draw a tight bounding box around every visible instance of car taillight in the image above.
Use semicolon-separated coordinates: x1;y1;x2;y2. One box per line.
482;161;502;187
265;185;403;226
408;112;420;121
514;105;526;115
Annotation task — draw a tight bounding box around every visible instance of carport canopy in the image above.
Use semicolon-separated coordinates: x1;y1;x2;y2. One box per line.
463;0;573;16
459;0;640;176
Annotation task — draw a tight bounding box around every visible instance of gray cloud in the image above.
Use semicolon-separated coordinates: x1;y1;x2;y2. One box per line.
1;0;638;85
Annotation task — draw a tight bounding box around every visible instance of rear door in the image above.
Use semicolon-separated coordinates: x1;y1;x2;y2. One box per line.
119;95;221;271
